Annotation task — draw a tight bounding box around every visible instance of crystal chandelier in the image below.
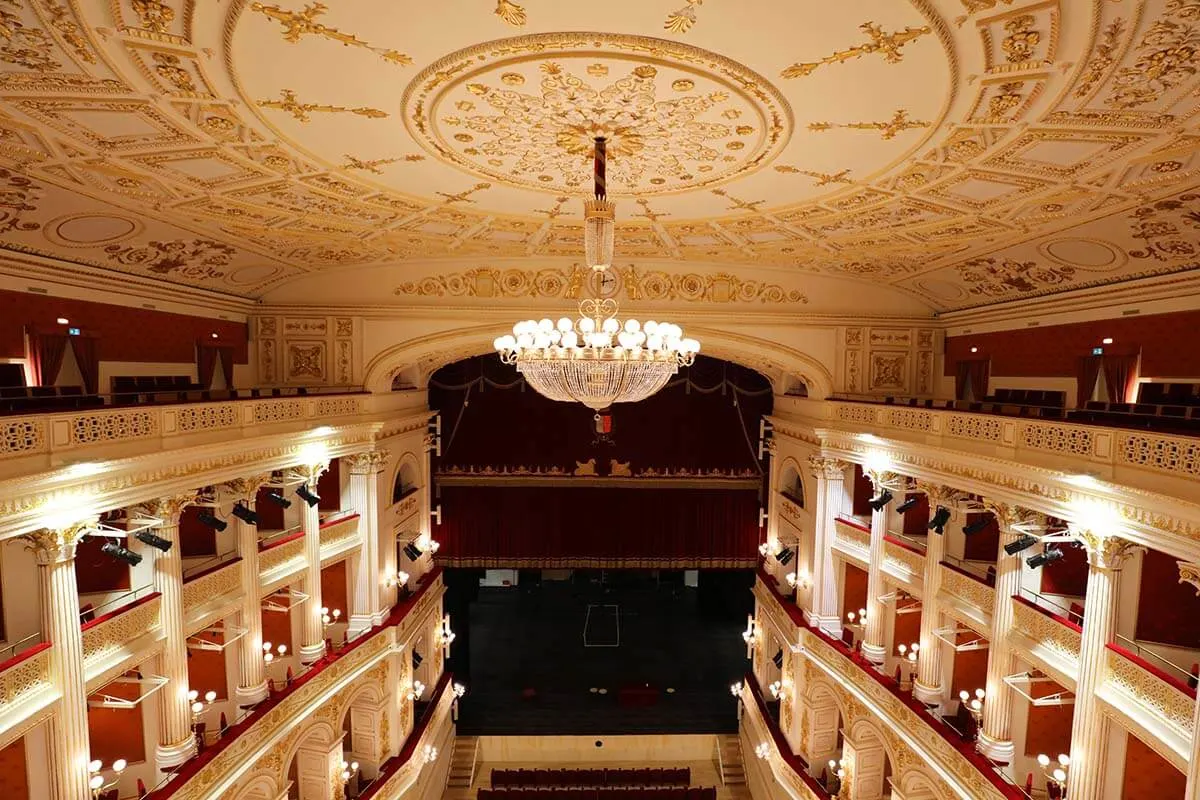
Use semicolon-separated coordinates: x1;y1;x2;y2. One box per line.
494;138;699;410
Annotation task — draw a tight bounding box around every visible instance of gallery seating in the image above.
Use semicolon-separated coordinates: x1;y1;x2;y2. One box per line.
491;768;690;788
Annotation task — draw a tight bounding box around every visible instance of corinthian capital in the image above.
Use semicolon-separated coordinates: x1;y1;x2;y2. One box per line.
981;500;1042;532
221;473;273;502
138;491;199;522
345;450;390;475
1075;531;1142;571
1178;561;1200;596
914;481;964;506
22;519;96;565
293;460;328;484
807;456;846;480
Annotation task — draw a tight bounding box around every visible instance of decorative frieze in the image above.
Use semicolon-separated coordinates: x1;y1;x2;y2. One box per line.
883;539;925;582
252;400;304;424
944;412;1003;442
318;515;360;551
0;419;46;456
258;536;305;580
70;408;158;446
1119;431;1200;480
174;403;240;433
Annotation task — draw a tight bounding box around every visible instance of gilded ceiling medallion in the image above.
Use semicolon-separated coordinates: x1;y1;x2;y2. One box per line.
402;33;792;197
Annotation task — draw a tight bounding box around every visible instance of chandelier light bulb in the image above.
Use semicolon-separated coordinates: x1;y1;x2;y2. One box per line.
278;644;287;655
205;691;217;703
90;775;104;790
1037;754;1051;767
1058;754;1070;767
264;652;274;663
89;760;103;774
192;701;203;714
262;642;272;652
112;759;127;773
1053;769;1067;783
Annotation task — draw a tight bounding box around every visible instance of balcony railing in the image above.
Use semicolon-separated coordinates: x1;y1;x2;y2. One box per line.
1102;642;1195;756
740;672;830;800
1009;596;1082;685
359;671;456;799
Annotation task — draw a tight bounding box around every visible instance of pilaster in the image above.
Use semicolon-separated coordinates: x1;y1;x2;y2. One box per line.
346;451;390;637
861;470;896;665
808;456;847;635
299;461;330;664
22;520;95;800
139;492;200;772
1065;532;1141;800
913;482;957;706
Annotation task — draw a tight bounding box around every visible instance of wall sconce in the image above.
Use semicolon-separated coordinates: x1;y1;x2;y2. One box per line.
384;571;410;589
741;616;758;658
846;608;867;627
1037;753;1070;794
416;532;440;554
754;743;770;760
321;607;342;626
758;540;779;558
339;758;360;791
437;614;456;656
88;759;127;798
959;688;985;727
262;641;287;663
424;744;439;764
406;680;426;701
768;680;790;702
452;682;467;721
897;642;919;666
786;570;811;591
729;681;743;698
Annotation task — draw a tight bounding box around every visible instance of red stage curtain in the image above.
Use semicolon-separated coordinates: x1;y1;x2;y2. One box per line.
218;345;234;388
438;485;758;568
28;331;67;387
1102;353;1139;403
1076;356;1102;407
954;358;989;400
69;335;99;394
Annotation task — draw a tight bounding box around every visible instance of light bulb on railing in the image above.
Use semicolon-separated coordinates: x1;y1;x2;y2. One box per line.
453;682;467;699
785;572;797;588
1037;754;1051;768
1058;754;1070;768
1052;768;1067;783
729;681;743;697
385;571;410;589
89;760;103;774
858;608;867;621
205;691;216;704
755;743;770;760
846;611;856;624
191;701;204;714
188;689;198;702
90;775;104;790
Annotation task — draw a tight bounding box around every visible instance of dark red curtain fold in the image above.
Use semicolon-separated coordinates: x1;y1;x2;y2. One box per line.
1101;353;1139;403
196;343;218;388
1076;356;1102;407
438;485;758;568
218;345;234;388
69;335;99;394
954;358;990;401
28;331;68;387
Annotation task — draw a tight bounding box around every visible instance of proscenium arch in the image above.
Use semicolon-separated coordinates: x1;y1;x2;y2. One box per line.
361;323;834;398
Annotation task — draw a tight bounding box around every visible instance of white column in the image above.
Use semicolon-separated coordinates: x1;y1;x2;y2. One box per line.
346;451;389;638
298;461;329;664
1182;563;1200;798
1065;533;1140;800
807;457;847;635
913;483;953;706
22;522;95;800
978;503;1037;763
224;476;271;706
861;470;894;665
141;493;200;773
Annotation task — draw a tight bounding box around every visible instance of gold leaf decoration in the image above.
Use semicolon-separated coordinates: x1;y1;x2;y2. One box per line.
104;239;236;280
664;0;704;34
250;2;412;65
259;89;388;122
0;168;42;234
1106;3;1199;109
807;109;930;140
781;21;930;78
494;0;527;27
0;6;60;71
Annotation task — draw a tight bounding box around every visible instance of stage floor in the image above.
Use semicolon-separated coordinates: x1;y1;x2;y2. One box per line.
455;574;747;735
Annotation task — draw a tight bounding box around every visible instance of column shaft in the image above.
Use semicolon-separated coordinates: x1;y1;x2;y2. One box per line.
808;458;846;634
347;453;387;637
1066;537;1136;800
30;528;92;800
299;463;328;664
914;489;948;704
1186;695;1200;798
150;502;198;770
978;507;1031;762
861;478;890;664
230;482;268;705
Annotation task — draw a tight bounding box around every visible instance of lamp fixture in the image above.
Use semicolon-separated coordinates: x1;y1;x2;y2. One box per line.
1027;546;1065;568
928;506;951;534
1037;753;1070;793
754;743;770;760
963;517;991;536
262;641;288;663
340;758;360;789
384;570;410;589
101;540;142;566
262;490;291;509
424;744;439;764
134;530;172;553
896;496;920;514
88;759;127;799
321;607;342;626
196;511;227;532
230;503;259;525
494;138;699;409
867;489;893;512
295;484;320;508
729;681;743;698
1005;534;1039;555
959;688;985;725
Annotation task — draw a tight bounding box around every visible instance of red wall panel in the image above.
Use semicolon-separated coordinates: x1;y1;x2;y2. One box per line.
75;535;132;596
0;736;28;800
186;639;229;702
843;563;868;621
945;309;1200;379
86;677;146;765
1039;541;1088;598
1135;548;1200;647
1122;734;1186;800
179;506;217;559
320;560;349;619
0;289;247;363
962;513;1000;562
260;606;292;651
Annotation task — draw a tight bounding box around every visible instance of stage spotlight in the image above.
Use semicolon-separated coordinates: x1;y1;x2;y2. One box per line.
1005;534;1039;556
896;497;920;514
196;512;227;532
403;542;423;561
295;484;320;508
776;547;795;565
134;530;172;553
412;650;423;668
867;489;893;512
101;541;142;566
1027;546;1065;569
772;649;784;669
928;506;951;534
263;490;291;509
963;518;991;536
230;503;259;525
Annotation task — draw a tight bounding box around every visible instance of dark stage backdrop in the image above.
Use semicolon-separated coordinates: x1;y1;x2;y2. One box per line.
438;485;759;568
429;355;772;474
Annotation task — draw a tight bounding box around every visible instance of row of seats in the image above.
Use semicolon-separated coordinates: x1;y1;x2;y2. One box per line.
985;388;1066;408
1138;382;1200;406
480;789;715;800
491;769;690;788
0;385;104;412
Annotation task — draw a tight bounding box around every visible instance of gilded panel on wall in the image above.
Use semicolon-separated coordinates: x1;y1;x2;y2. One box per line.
869;352;910;392
287;342;326;382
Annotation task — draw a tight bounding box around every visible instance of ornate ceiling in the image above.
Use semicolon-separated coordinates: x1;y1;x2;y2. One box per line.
0;0;1197;312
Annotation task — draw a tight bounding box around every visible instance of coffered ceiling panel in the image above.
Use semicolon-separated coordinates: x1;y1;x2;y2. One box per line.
0;0;1196;311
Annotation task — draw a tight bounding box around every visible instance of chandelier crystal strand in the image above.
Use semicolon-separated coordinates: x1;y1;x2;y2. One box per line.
494;137;699;409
